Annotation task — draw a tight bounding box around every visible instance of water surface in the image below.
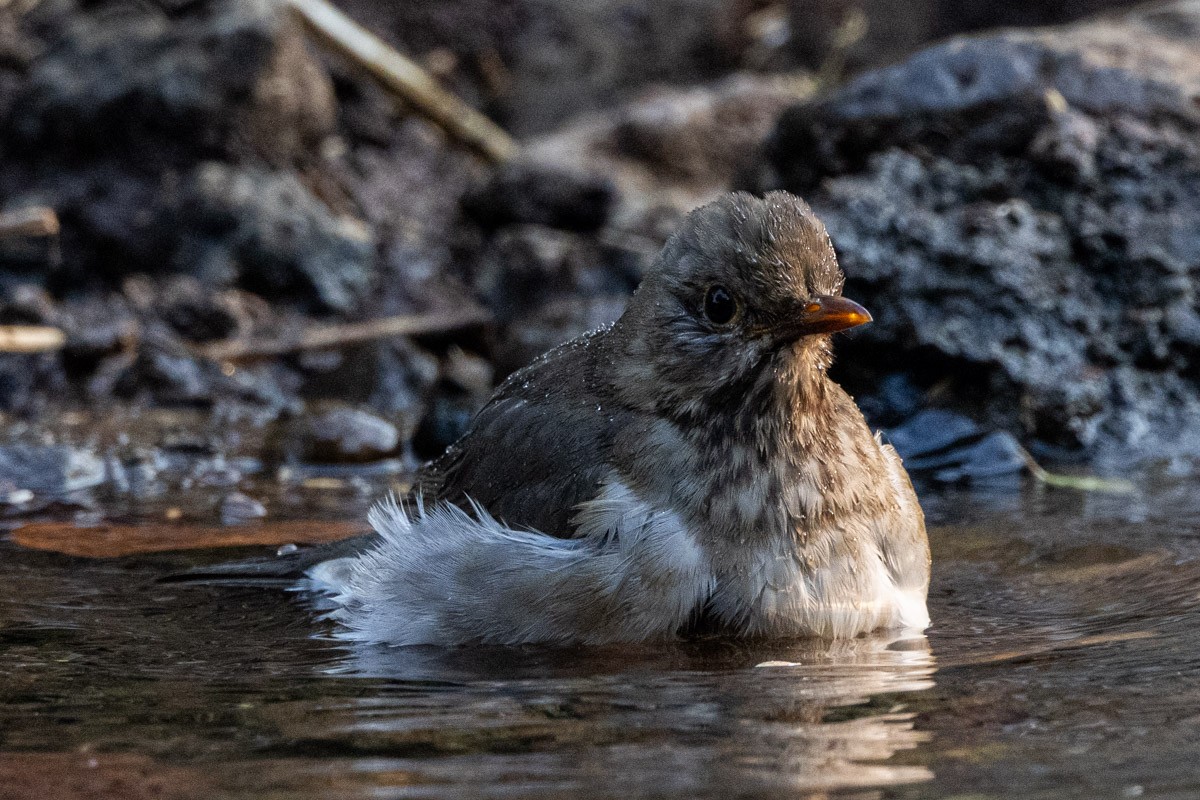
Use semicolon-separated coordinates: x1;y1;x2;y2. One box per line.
3;480;1199;799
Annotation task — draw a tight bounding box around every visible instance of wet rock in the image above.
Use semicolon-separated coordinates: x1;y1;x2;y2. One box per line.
886;410;1027;482
113;343;218;407
294;406;401;464
409;347;495;458
0;353;71;414
220;491;267;525
759;3;1200;466
885;409;985;462
108;336;300;413
924;431;1028;483
0;444;105;494
367;341;440;416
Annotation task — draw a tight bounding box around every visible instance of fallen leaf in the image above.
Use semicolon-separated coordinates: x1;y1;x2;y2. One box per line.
10;519;366;558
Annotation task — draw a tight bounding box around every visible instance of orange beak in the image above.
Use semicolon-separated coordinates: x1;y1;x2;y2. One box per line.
773;295;872;340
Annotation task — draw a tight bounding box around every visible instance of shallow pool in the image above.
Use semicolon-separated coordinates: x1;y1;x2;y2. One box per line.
3;480;1198;799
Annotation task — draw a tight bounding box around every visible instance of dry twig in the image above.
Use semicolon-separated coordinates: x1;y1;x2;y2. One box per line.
0;325;66;353
195;306;492;363
287;0;518;163
0;206;59;239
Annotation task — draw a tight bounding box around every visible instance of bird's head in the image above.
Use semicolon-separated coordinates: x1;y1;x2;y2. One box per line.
610;191;870;422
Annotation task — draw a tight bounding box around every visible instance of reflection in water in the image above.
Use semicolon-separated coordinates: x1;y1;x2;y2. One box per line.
292;635;937;796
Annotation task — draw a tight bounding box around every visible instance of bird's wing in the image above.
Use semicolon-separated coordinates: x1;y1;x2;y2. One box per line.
421;348;626;537
167;332;622;585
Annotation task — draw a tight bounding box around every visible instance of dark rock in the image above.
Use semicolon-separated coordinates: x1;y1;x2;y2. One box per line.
0;444;105;494
367;341;440;417
9;0;335;158
0;0;352;303
294;406;401;464
473;226;619;322
0;353;71;414
759;3;1200;465
159;278;241;343
472;225;635;374
463;162;615;232
175;163;375;313
408;347;494;460
919;432;1029;484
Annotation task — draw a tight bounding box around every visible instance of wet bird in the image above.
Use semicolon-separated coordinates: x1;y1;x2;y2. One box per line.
233;191;930;646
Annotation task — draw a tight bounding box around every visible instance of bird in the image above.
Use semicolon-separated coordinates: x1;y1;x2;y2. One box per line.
212;190;931;647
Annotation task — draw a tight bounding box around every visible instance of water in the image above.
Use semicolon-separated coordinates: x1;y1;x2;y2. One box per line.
3;480;1200;799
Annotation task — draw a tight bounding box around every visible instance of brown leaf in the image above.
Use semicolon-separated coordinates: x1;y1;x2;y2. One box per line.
11;519;366;558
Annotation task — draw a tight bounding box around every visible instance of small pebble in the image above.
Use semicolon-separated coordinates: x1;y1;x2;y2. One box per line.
220;492;267;525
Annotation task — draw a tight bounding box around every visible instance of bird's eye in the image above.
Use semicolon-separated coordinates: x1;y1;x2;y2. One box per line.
703;285;739;326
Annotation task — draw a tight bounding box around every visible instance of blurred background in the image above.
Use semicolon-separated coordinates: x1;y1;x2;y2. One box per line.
1;0;1197;522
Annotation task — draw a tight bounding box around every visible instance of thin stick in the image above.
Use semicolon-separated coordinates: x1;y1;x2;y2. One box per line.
1017;445;1135;494
195;306;492;363
0;325;66;353
287;0;518;163
0;206;59;239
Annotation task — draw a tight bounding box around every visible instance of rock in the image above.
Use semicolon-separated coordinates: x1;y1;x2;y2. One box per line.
220;491;267;525
175;163;375;313
9;0;335;158
471;225;636;374
158;278;241;343
411;393;478;461
885;409;985;461
0;0;352;300
321;0;1138;137
0;444;105;494
462;162;615;233
885;410;1027;482
924;431;1027;483
530;74;813;223
758;3;1200;466
294;406;401;464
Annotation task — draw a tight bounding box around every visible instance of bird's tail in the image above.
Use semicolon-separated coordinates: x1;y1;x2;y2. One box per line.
160;532;380;586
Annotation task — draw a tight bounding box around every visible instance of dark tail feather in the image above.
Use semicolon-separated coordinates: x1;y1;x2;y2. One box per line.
160;533;379;586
